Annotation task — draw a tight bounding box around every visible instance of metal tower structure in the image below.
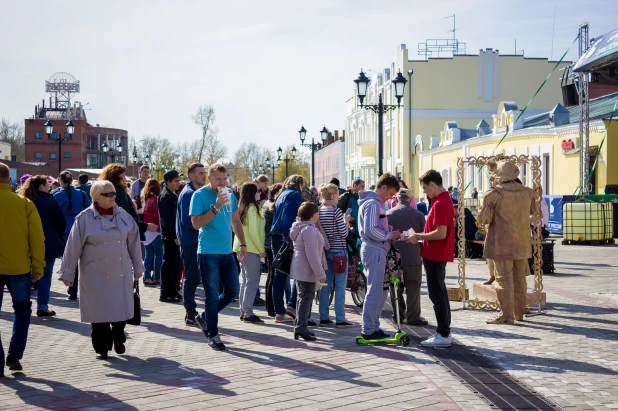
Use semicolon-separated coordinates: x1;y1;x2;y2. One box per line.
45;72;80;109
418;14;466;59
577;23;590;196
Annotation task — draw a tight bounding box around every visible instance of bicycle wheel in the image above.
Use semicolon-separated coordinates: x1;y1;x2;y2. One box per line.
351;270;367;308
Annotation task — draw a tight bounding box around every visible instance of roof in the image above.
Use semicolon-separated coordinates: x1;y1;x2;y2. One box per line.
523;92;618;128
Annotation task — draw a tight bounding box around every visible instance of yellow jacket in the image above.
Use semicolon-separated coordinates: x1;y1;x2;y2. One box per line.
0;184;45;275
233;205;265;255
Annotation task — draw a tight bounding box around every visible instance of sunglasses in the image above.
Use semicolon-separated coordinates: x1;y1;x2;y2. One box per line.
100;192;117;198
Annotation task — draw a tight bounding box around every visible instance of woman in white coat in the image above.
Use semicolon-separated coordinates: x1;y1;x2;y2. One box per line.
58;180;144;360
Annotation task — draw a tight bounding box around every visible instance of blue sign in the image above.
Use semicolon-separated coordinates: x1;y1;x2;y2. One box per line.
574;28;618;73
545;195;563;234
9;168;17;189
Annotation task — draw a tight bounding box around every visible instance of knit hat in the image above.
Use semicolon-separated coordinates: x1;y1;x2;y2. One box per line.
20;174;32;185
163;170;180;182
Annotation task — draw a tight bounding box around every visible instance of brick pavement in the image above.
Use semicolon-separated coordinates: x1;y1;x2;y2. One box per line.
437;240;618;410
0;260;485;411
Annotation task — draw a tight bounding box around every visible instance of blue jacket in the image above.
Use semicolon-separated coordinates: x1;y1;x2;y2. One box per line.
53;186;92;235
416;202;428;216
35;191;67;259
270;187;302;238
176;180;199;247
76;184;92;201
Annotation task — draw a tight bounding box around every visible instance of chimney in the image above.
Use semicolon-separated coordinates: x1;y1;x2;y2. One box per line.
334;130;339;140
341;130;345;141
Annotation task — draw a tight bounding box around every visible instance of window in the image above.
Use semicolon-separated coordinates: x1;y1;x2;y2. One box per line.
64;152;71;158
35;132;42;139
50;152;57;160
64;132;71;139
50;132;57;140
35;152;42;160
522;164;528;186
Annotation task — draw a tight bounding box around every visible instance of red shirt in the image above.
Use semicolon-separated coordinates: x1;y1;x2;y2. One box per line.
421;191;455;262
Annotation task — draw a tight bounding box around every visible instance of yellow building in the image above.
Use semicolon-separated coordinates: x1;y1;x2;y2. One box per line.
417;92;618;196
345;45;571;195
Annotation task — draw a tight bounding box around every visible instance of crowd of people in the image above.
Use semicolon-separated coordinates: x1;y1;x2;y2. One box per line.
1;158;466;375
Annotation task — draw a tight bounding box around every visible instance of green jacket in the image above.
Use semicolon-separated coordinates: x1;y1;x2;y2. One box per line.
0;183;45;275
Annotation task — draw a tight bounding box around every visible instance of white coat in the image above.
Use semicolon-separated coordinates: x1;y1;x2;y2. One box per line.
58;204;144;323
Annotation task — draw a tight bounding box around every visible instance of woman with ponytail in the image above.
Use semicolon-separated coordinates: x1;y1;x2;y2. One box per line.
53;170;91;300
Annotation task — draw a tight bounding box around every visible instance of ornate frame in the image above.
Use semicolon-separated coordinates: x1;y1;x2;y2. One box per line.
456;155;544;312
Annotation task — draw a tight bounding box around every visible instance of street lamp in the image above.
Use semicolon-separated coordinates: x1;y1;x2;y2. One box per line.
299;125;328;186
277;146;296;179
265;157;276;183
45;119;75;173
354;69;407;176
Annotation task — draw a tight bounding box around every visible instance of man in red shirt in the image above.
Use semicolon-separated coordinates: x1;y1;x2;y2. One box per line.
406;169;454;347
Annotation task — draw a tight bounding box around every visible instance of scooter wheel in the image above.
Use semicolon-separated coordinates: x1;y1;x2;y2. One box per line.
355;337;363;345
399;335;411;347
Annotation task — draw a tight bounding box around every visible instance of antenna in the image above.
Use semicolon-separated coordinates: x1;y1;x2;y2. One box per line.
551;2;557;60
419;14;465;58
445;14;456;42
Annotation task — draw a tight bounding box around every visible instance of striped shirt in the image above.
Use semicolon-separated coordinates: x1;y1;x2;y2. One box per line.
319;206;348;250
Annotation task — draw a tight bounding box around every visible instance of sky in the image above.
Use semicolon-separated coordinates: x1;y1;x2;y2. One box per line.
1;0;615;161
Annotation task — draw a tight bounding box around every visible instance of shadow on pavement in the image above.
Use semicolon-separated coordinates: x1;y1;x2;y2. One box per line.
226;346;381;387
104;355;236;396
2;375;138;410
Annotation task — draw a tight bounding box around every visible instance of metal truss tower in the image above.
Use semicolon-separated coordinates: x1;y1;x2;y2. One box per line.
577;23;590;195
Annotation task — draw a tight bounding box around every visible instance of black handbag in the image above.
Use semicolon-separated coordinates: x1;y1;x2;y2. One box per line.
272;239;294;275
127;281;141;326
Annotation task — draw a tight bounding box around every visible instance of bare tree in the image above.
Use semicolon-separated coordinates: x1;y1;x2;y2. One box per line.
192;105;225;164
137;135;171;166
0;118;25;161
230;142;274;183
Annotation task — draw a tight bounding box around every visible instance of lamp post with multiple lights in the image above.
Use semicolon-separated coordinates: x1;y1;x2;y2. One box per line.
298;125;329;186
264;157;277;183
101;141;123;167
353;69;407;176
276;146;297;179
44;119;75;174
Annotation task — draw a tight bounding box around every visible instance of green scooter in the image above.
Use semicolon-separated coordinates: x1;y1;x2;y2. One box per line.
355;276;411;347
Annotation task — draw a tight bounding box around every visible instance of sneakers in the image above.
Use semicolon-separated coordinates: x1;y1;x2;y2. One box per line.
239;314;244;321
253;298;266;306
243;314;264;323
319;319;334;326
307;319;318;327
420;334;452;348
194;313;208;337
6;355;22;371
208;335;226;351
275;314;294;323
375;329;391;338
335;321;355;328
185;315;197;327
285;308;296;319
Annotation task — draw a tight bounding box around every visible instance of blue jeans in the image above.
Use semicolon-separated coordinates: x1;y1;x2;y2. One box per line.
63;234;79;296
197;253;240;338
181;245;200;318
37;258;56;311
271;235;292;315
319;249;349;322
144;235;163;282
0;273;33;366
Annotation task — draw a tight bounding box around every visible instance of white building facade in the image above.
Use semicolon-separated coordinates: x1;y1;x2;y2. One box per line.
314;130;346;187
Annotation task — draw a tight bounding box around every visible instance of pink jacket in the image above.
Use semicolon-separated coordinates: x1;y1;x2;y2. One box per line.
289;220;327;283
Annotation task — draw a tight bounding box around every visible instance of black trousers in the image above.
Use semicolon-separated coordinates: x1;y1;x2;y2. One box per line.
423;258;451;338
265;248;275;316
161;237;180;298
91;321;126;353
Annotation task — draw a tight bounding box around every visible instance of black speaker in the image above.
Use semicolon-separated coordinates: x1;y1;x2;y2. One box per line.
605;185;618;195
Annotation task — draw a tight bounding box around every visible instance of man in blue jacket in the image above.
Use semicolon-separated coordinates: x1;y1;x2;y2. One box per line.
177;163;206;326
357;173;401;340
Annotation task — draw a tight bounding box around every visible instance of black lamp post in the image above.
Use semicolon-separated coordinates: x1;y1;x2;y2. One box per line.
132;146;139;177
265;157;276;183
354;69;407;177
299;125;328;186
45;119;74;174
277;146;296;179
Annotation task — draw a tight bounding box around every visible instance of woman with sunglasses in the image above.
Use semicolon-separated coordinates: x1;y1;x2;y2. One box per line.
58;180;144;360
